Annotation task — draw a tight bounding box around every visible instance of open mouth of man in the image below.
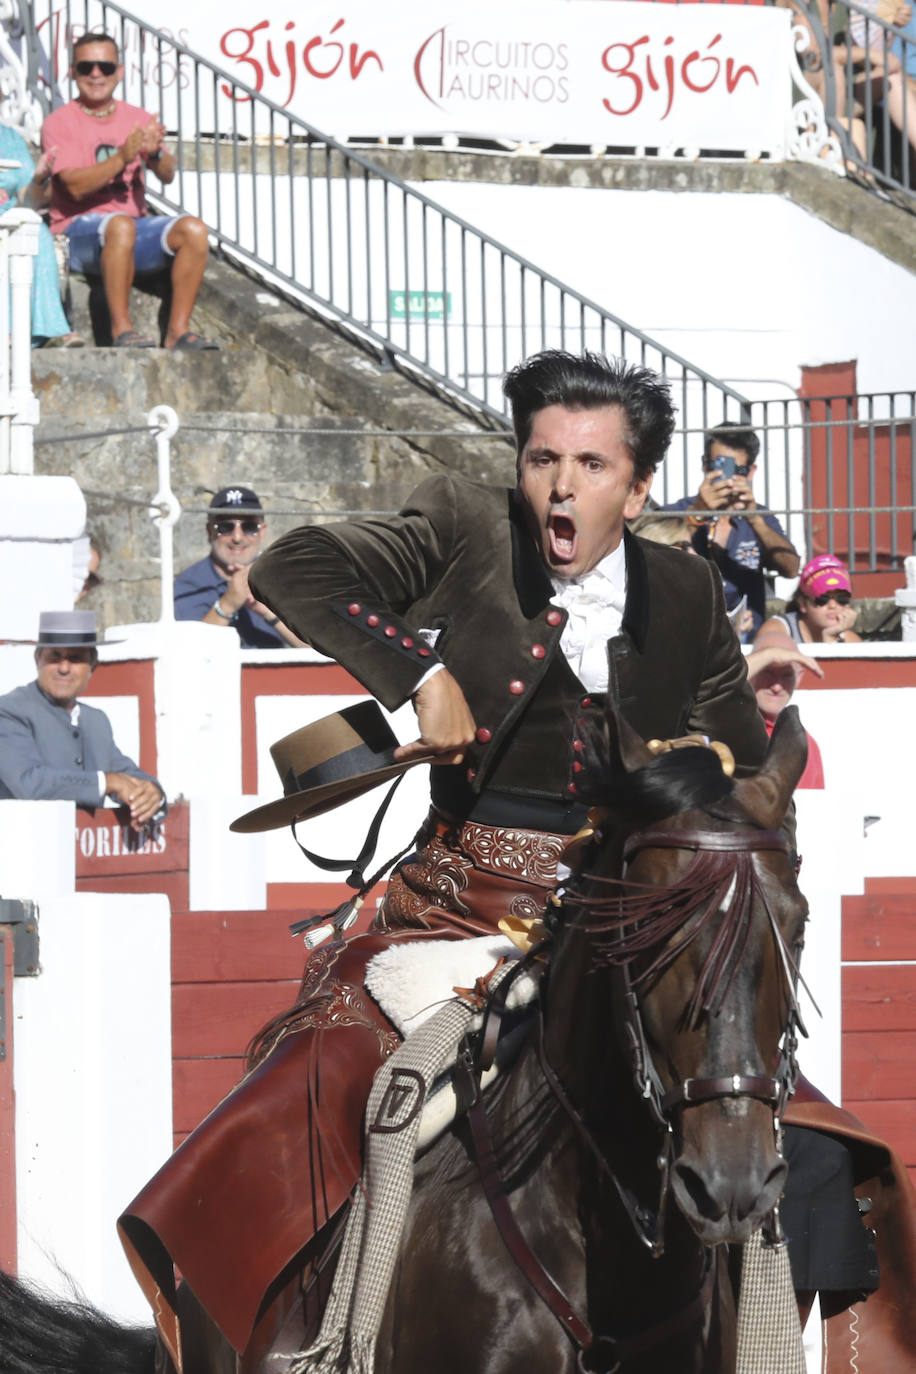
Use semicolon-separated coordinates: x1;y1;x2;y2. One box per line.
548;513;577;564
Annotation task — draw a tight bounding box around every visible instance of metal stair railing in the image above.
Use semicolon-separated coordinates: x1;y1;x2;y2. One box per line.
22;0;753;469
789;0;916;205
833;0;916;202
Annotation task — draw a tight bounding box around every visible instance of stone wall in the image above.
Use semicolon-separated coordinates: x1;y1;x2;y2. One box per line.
32;256;514;631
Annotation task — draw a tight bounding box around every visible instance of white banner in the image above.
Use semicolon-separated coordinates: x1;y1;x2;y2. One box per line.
38;1;792;157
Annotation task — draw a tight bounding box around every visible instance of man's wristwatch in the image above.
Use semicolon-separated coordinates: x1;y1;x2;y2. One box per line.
148;148;163;162
212;598;235;621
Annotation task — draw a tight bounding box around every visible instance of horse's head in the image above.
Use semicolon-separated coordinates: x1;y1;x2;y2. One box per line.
552;706;809;1247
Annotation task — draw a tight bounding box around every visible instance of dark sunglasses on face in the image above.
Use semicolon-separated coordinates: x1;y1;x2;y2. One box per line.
212;517;263;537
75;59;118;76
811;589;851;607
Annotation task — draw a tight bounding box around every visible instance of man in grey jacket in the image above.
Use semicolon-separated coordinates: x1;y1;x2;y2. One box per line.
0;610;165;829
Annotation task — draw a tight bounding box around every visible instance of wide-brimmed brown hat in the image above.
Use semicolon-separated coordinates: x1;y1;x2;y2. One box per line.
230;700;435;833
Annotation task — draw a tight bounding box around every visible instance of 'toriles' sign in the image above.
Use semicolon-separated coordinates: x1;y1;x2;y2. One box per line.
74;803;189;876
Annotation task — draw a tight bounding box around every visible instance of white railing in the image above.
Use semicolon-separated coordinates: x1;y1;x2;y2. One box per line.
0;202;39;475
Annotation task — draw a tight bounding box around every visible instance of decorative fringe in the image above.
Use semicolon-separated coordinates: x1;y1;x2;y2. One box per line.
288;1330;345;1374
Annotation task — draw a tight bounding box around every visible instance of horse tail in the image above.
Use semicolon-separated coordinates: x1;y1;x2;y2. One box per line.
0;1270;160;1374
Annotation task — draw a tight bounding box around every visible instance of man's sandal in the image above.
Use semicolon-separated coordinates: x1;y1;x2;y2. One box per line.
113;330;157;348
169;331;220;351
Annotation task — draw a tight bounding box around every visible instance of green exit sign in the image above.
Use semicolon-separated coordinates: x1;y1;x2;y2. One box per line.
390;290;451;320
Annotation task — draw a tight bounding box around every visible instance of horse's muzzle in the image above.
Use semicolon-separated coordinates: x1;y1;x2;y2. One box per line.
670;1102;789;1244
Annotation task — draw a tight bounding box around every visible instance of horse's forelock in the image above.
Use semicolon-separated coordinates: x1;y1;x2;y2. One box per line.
590;745;735;824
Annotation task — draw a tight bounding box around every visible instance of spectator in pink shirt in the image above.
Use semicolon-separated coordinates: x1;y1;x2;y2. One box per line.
41;32;218;350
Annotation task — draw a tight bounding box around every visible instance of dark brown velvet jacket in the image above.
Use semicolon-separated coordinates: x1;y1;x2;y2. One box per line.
251;474;768;802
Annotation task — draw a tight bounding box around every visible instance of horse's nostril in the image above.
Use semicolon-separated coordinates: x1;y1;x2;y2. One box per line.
765;1159;789;1203
672;1154;788;1228
672;1161;727;1222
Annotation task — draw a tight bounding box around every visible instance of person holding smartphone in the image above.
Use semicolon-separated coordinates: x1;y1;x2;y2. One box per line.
665;421;799;640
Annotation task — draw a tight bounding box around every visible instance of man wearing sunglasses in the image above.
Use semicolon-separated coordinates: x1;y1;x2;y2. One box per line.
41;32;218;350
174;487;304;647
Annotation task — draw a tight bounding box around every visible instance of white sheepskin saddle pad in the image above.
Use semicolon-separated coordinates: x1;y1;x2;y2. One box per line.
364;935;537;1036
364;935;541;1150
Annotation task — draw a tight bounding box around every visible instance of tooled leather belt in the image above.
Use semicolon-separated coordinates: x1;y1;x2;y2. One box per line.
373;808;569;937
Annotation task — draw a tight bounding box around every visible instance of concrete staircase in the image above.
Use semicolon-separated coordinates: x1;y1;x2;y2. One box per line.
31;253;514;630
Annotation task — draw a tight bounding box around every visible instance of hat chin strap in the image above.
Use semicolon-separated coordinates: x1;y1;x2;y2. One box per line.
288;774;413;946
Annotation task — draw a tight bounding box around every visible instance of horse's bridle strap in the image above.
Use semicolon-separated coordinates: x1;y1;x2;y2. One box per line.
662;1073;779;1113
460;1058;721;1370
623;828;786;862
459;1066;595;1351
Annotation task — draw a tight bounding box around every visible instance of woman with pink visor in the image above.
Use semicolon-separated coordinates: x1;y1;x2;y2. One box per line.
756;553;862;645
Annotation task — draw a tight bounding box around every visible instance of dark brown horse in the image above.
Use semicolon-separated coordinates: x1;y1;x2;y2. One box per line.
368;706;808;1374
0;707;808;1374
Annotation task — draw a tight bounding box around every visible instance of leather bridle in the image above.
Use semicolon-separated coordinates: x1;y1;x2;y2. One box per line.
458;818;806;1371
613;825;803;1129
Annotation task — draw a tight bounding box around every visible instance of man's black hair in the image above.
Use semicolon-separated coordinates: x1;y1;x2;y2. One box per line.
502;350;676;484
72;31;119;61
702;419;760;468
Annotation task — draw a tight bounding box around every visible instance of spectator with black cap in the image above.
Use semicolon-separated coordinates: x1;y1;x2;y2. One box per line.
173;486;304;647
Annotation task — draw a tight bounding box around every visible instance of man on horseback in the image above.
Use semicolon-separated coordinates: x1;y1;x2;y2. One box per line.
248;350;771;943
118;352;908;1371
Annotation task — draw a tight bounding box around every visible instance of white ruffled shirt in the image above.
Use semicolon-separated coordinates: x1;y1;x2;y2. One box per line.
417;541;627;695
549;540;627;693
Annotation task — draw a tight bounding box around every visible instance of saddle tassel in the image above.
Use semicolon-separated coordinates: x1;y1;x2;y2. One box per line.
289;896;364;948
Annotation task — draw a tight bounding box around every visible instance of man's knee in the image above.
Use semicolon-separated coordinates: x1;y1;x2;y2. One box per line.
167;216;209;255
101;214;138;254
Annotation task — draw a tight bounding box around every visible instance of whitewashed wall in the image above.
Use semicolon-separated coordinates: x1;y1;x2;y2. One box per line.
1;800;172;1324
416;180;916;416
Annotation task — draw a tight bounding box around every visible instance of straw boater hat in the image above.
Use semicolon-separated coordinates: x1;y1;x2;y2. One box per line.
230;700;436;833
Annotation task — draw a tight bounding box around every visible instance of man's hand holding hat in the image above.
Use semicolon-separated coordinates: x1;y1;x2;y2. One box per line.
395;668;476;767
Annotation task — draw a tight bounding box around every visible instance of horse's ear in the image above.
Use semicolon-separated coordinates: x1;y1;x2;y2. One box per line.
731;706;808;829
605;706;656;774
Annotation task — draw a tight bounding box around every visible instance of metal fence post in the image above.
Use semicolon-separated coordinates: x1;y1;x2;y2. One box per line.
148;405;181;624
1;208;40;477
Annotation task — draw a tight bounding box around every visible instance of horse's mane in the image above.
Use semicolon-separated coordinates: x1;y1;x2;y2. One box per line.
0;1271;157;1374
583;740;735;825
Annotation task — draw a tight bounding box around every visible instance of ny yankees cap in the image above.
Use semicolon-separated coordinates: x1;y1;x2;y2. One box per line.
208;486;263;516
